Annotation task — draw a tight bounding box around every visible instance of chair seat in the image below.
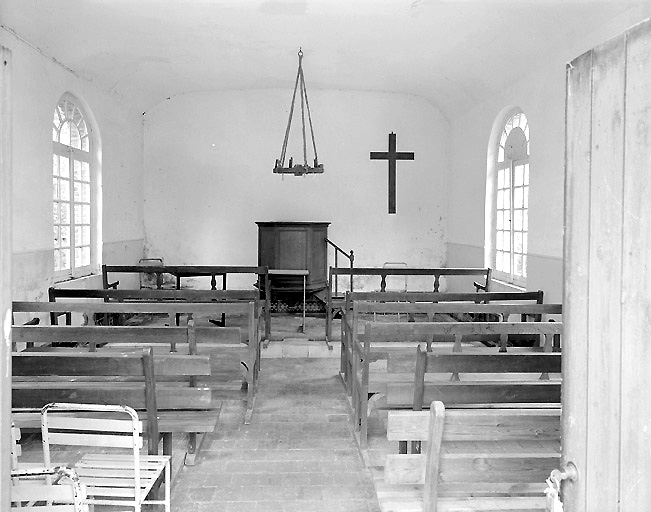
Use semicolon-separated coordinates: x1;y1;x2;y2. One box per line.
75;453;170;503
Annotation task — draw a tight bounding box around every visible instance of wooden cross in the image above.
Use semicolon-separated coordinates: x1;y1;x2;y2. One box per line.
370;132;414;214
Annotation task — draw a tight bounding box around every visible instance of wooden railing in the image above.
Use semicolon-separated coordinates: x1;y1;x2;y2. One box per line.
325;238;354;297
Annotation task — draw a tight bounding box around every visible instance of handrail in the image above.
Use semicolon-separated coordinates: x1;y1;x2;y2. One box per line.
325;238;354;296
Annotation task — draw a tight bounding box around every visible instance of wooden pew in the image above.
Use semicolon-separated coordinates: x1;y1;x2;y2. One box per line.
340;294;554;394
374;402;561;512
354;320;562;447
325;267;494;342
48;286;269;340
13;300;261;424
101;264;271;339
12;349;217;466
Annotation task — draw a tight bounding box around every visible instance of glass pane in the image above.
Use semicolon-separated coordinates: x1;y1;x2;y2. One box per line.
74;204;81;225
70;123;81;149
524;186;529;209
524;164;530;185
523;255;528;277
500;130;508;146
53;155;59;176
60;226;70;248
505;117;513;133
523;233;528;254
503;210;511;226
503;190;510;210
82;183;90;202
59;179;69;201
83;205;90;224
496;231;503;250
53;203;59;224
514;165;524;186
53;226;60;247
514;210;522;231
503;233;510;252
75;247;82;268
82;246;90;266
60;121;71;146
74;226;81;245
502;252;511;273
60;249;70;270
59;156;69;178
497;190;504;210
52;125;58;142
496;211;503;230
523;210;529;231
73;160;81;180
82;226;90;245
54;250;60;272
72;107;83;127
60;203;69;224
74;182;81;202
514;187;523;208
53;178;59;200
515;254;523;277
524;124;530;140
498;146;504;162
81;162;90;181
78;119;88;138
514;232;523;253
81;136;89;152
497;169;504;189
496;250;504;272
503;169;510;188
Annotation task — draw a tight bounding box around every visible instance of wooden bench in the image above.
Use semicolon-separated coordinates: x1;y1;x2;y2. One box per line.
101;264;271;339
353;320;563;447
12;349;217;466
13;300;261;424
340;294;554;393
48;286;269;340
325;267;494;342
374;402;561;511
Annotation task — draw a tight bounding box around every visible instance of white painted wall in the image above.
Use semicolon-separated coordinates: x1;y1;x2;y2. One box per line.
143;89;449;290
0;29;144;300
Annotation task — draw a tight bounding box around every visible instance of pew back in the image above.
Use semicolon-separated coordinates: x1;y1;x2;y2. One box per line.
376;402;560;512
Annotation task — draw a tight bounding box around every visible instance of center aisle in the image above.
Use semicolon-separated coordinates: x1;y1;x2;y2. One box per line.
172;357;381;512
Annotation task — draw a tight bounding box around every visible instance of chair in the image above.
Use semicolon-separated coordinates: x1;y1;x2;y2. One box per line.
41;402;171;512
11;465;89;512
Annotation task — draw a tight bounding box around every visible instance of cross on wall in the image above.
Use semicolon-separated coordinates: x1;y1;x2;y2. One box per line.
370;132;414;214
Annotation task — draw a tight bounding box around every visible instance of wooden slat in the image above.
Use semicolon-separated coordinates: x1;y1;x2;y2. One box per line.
423;353;561;374
12;385;211;409
387;381;561;407
13;352;146;376
355;302;561;316
346;291;543;303
620;20;651;511
47;432;136;449
47;414;134;432
15;299;255;315
365;322;562;339
13;325;187;344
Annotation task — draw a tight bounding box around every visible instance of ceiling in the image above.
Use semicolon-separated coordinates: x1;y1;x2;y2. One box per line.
1;0;650;118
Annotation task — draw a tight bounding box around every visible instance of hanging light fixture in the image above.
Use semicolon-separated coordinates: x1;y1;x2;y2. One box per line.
273;48;324;176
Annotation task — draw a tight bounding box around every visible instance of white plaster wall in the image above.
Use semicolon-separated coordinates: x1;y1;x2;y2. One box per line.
0;29;144;300
143;89;449;290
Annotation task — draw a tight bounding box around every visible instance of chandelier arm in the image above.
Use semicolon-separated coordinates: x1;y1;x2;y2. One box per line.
301;72;319;164
279;65;302;166
300;67;307;167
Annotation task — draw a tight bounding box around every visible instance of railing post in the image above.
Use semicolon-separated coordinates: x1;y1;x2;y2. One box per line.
334;252;339;297
349;250;354;292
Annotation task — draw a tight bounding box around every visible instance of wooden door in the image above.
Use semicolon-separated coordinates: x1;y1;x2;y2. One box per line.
0;46;12;510
564;19;651;511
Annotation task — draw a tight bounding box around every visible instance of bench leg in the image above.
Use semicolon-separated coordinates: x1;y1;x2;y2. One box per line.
162;433;173;470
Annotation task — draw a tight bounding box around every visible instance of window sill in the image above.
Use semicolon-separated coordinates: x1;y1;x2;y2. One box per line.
491;278;526;292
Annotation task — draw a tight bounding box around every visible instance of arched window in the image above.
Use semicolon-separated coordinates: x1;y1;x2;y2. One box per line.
52;94;93;278
490;110;529;286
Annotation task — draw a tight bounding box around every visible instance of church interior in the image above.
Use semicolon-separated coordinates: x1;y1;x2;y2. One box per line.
2;1;651;511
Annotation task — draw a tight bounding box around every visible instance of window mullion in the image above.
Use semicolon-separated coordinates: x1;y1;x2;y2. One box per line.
510;161;515;283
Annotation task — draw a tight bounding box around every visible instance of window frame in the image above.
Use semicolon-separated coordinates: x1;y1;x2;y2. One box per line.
52;94;94;280
490;110;529;287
